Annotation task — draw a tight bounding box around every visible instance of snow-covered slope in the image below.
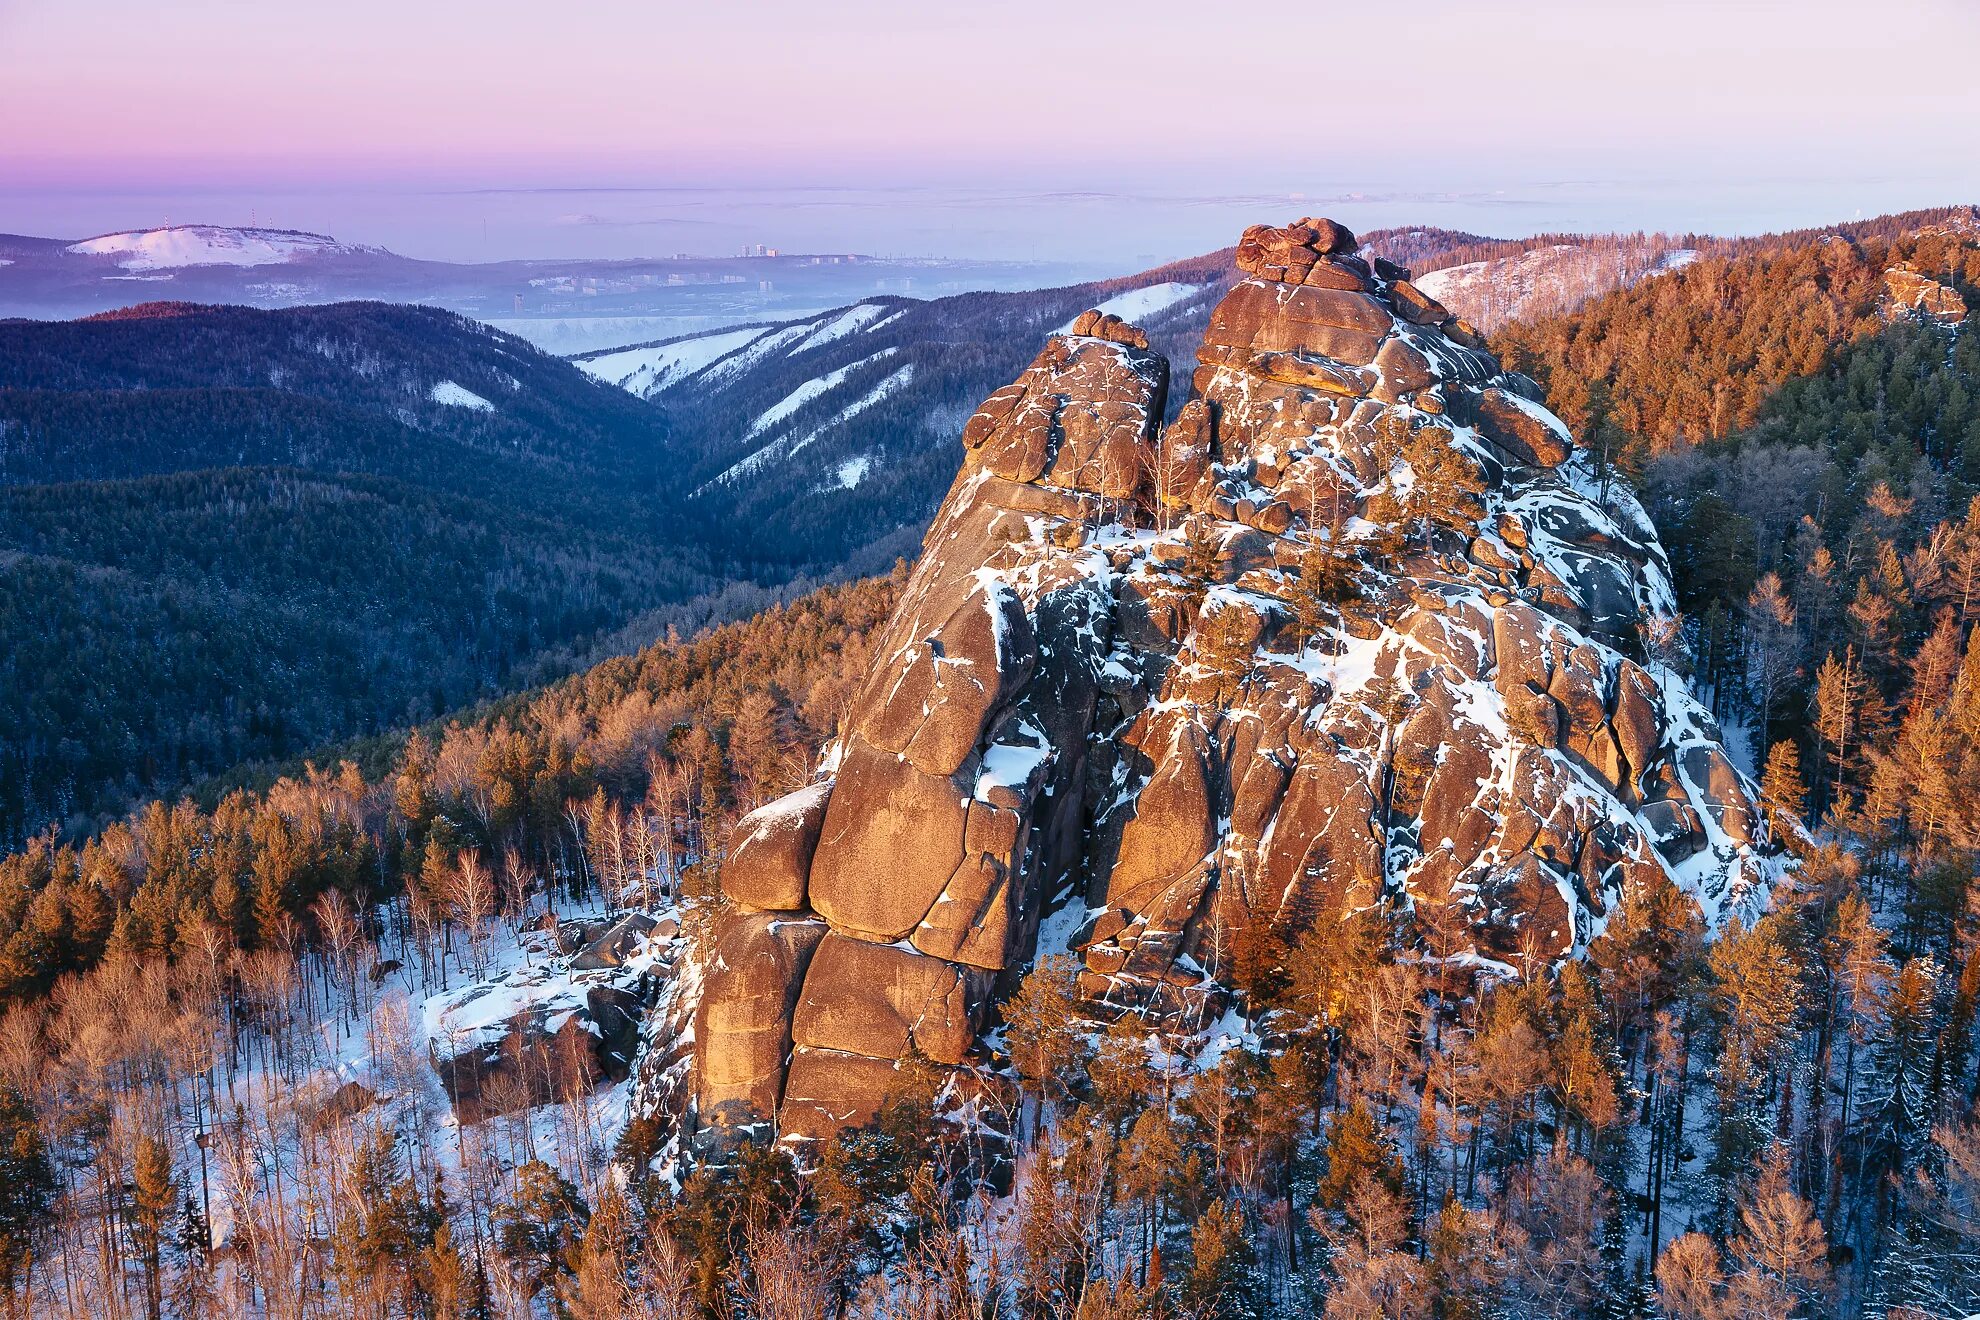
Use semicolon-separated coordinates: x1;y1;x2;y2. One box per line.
65;225;382;271
576;325;777;397
573;302;904;402
1413;241;1698;331
1054;280;1203;332
428;380;495;411
573;273;1227;556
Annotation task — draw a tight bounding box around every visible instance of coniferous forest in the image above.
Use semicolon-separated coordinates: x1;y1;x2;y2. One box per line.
0;210;1976;1320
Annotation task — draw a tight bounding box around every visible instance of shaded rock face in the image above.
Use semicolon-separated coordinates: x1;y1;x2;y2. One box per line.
684;217;1784;1149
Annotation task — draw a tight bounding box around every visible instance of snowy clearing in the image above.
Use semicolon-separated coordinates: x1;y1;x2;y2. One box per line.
786;301;892;354
746;348;898;438
428;380;494;411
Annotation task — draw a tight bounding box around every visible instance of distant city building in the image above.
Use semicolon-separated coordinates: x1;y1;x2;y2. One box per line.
512;293;524;313
759;279;774;292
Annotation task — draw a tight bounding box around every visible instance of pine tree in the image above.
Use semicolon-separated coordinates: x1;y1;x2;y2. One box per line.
1002;955;1090;1133
1758;739;1810;848
1744;573;1803;751
423;1218;470;1320
1730;1149;1832;1315
1192;601;1258;705
1319;1100;1404;1213
1181;1198;1256;1320
496;1160;588;1302
131;1133;175;1320
0;1083;52;1312
1400;425;1487;546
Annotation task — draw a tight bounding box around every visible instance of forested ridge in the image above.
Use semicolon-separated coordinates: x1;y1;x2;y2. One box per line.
0;302;745;844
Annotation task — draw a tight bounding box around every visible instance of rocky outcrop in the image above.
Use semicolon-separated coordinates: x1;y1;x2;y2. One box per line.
1884;264;1969;325
679;218;1784;1152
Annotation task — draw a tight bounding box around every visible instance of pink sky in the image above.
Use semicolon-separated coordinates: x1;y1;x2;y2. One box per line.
6;0;1979;188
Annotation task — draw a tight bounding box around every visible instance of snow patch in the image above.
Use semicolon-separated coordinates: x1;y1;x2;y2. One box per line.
428;380;494;411
786;302;891;354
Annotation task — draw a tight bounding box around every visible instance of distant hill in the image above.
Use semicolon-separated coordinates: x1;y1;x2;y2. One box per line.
0;222;1093;326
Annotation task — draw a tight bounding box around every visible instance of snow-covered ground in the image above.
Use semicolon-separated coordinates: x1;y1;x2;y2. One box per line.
575;301;905;400
65;225;377;271
786;301;893;354
1415;242;1696;330
197;897;677;1259
501;313;822;357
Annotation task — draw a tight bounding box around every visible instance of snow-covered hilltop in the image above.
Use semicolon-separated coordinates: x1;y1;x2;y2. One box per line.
64;225;385;271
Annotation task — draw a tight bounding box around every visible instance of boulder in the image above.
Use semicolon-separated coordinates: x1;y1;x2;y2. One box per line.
693;914;827;1136
960;332;1166;493
721;780;833;911
857;583;1036;777
1476;387;1573;468
807;736;971;942
792;934;991;1065
1611;664;1662;784
570;912;660;970
779;1048;904;1143
1103;723;1221;916
436;1010;602;1127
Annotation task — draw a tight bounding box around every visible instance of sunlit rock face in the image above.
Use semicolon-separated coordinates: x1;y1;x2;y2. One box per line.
676;219;1784;1152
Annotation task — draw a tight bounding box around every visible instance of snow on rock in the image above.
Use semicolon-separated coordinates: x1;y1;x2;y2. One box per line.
424;907;678;1124
1056;281;1202;332
428;380;494;411
661;215;1788;1157
65;225;379;272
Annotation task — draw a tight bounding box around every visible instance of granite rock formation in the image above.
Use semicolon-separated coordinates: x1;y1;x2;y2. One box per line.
1884;263;1969;325
678;218;1785;1151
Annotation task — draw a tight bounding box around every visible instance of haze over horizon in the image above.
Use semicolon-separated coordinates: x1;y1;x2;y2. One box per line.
5;0;1980;265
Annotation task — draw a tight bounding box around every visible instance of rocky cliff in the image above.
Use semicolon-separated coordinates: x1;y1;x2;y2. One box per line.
675;218;1785;1154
